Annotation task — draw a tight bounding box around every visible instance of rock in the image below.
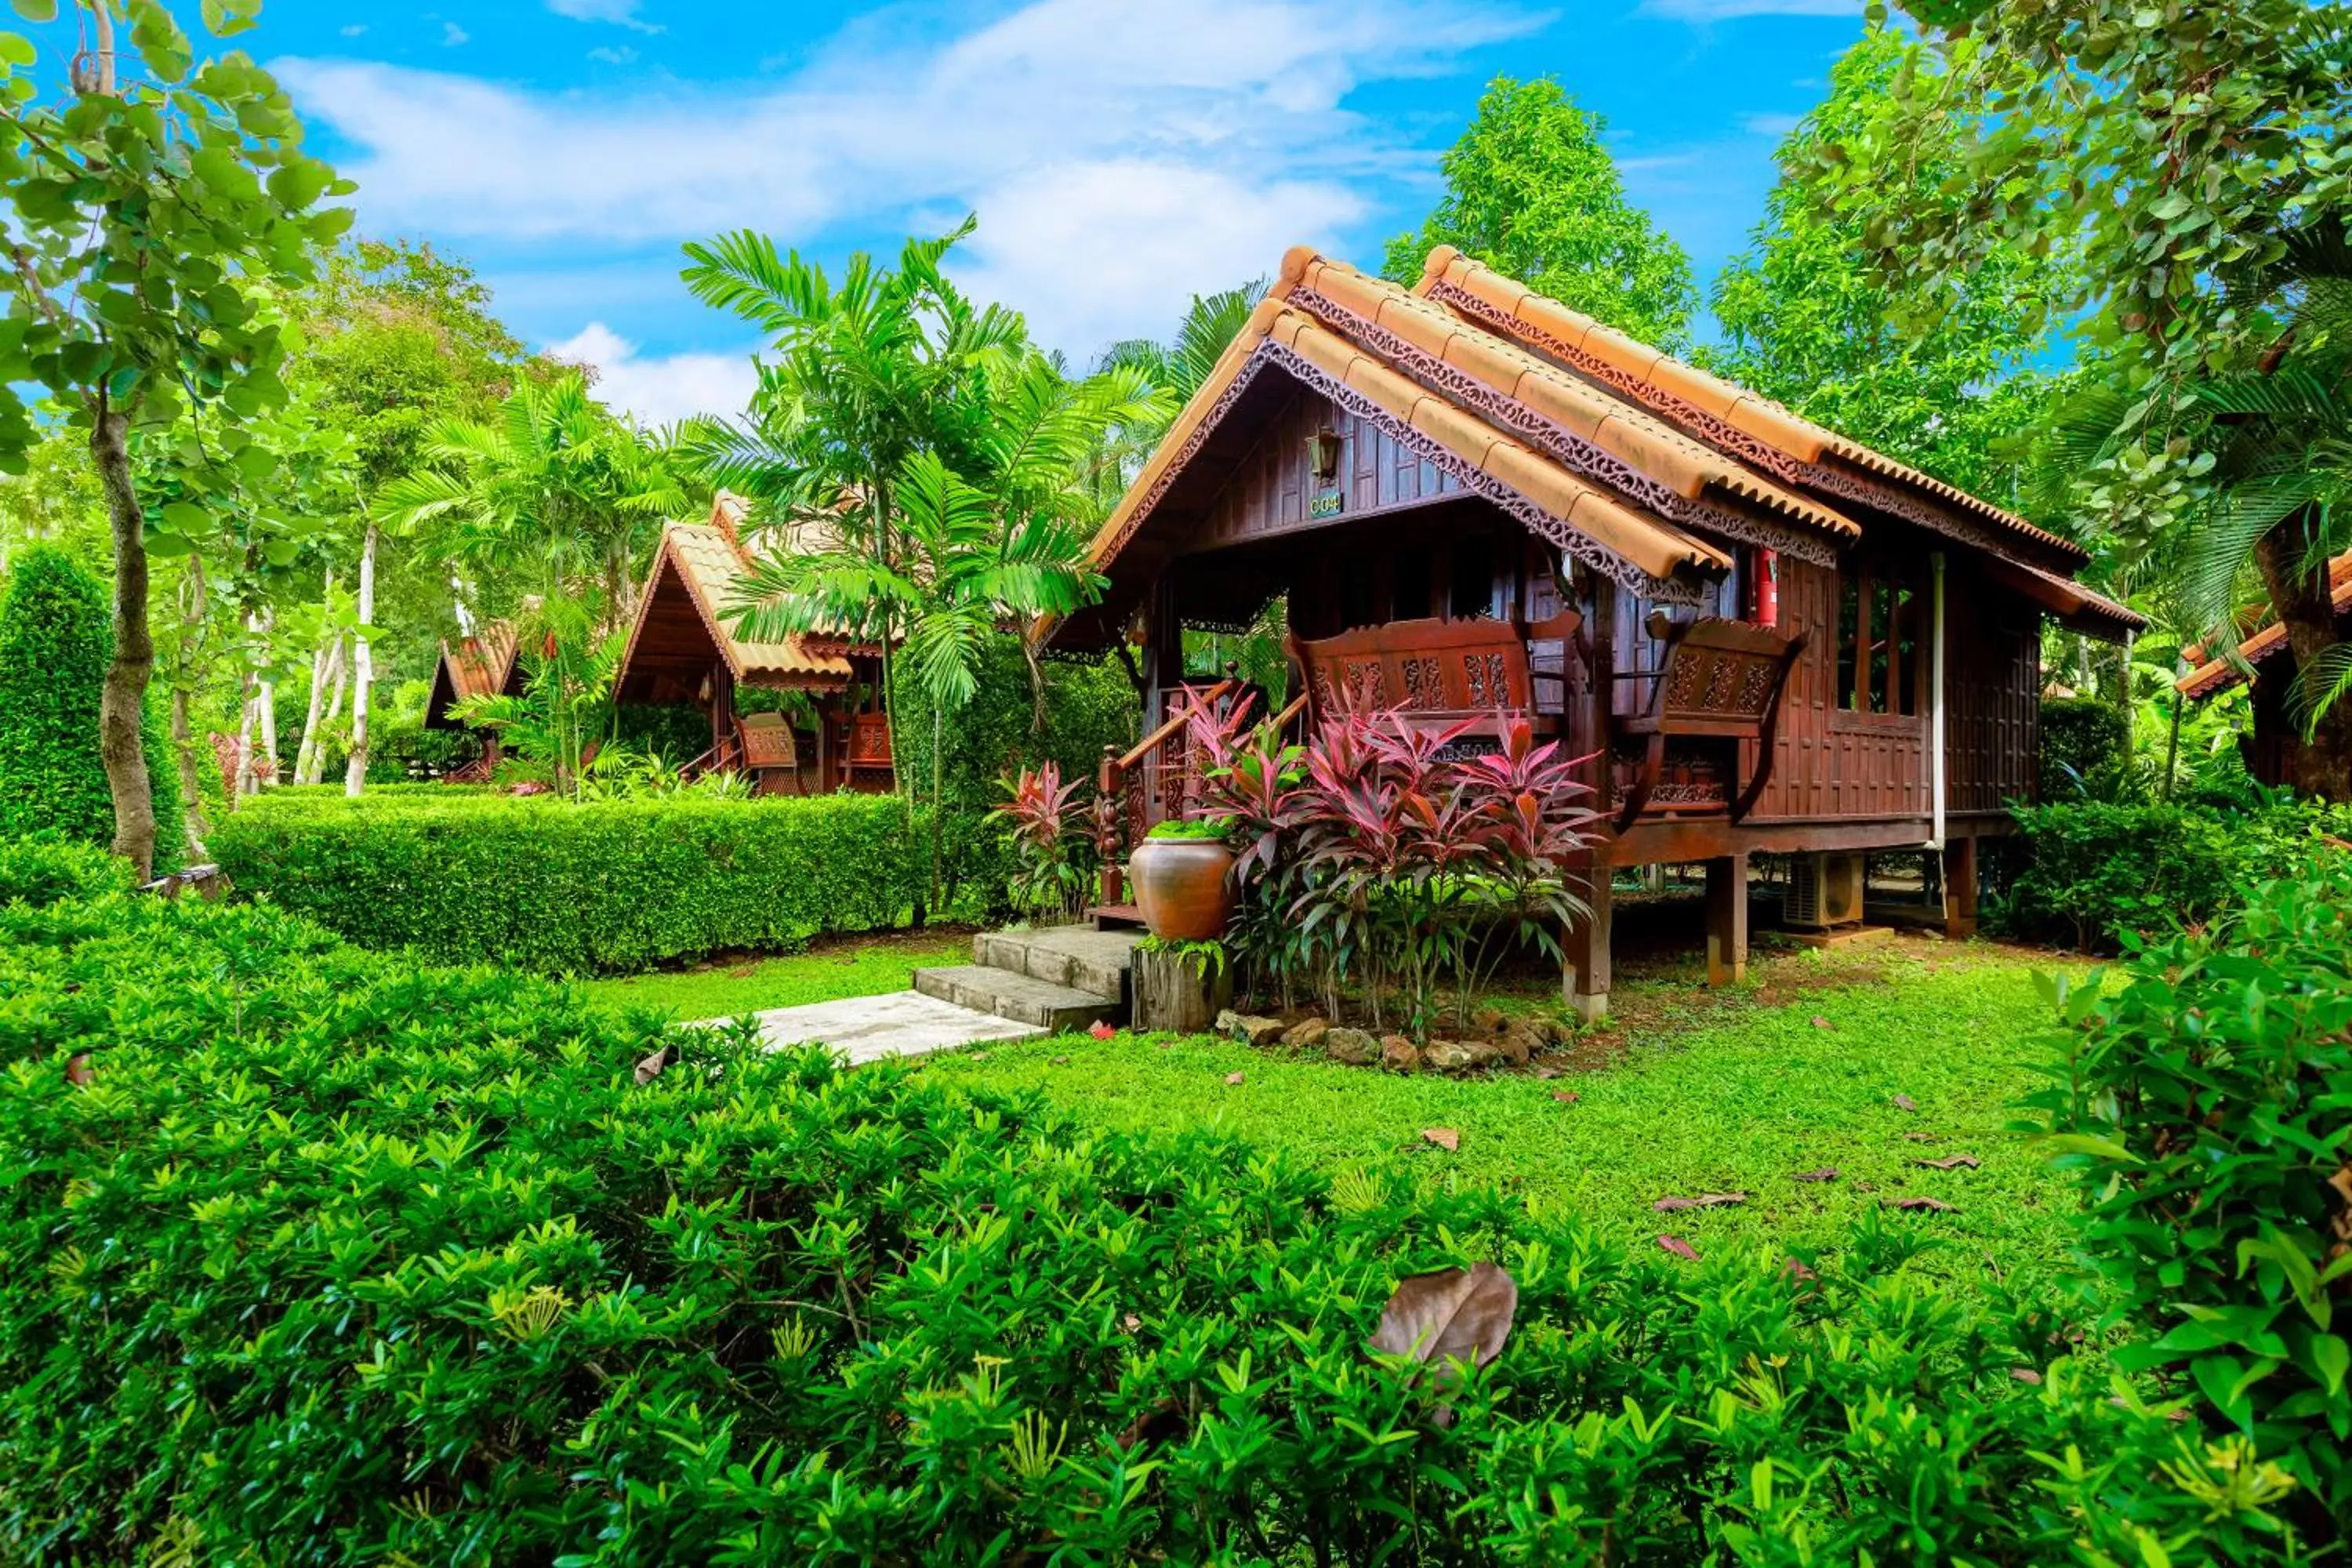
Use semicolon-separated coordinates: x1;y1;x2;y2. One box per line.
1381;1034;1421;1073
1541;1017;1577;1047
1323;1027;1378;1065
1214;1009;1240;1036
1473;1007;1508;1035
1232;1014;1287;1048
1497;1022;1544;1067
1425;1038;1501;1072
1281;1015;1330;1049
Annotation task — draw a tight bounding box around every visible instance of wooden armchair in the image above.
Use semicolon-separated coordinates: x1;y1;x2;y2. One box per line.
848;713;894;775
735;712;801;794
1613;612;1805;832
1287;611;1583;735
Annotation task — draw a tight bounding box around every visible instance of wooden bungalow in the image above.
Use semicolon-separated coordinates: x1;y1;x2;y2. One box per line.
612;494;894;793
2176;549;2352;788
1054;244;2141;1018
423;621;522;783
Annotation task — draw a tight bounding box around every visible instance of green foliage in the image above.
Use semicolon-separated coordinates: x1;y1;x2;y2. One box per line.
1383;76;1698;352
612;699;712;764
0;546;178;863
2041;695;2135;800
359;721;481;784
1708;29;2070;499
1146;815;1234;840
207;789;927;972
0;891;2311;1563
2030;856;2352;1540
0;834;129;906
889;636;1137;913
1998;798;2352;950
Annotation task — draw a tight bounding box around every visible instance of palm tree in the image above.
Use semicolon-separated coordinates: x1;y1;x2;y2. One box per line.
1090;280;1266;503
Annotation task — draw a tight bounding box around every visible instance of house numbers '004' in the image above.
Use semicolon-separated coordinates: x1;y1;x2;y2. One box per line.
1309;489;1344;519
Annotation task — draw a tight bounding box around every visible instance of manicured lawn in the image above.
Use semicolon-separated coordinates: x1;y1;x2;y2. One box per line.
916;934;2088;1279
575;928;974;1021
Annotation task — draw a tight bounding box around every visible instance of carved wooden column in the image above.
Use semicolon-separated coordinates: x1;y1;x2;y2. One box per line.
1095;744;1126;908
1706;852;1749;987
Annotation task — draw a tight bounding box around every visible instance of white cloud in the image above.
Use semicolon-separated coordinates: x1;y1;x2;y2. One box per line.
441;20;468;45
547;0;663;33
1742;111;1803;137
586;44;638;65
1639;0;1857;18
339;23;366;37
274;0;1538;354
546;321;758;426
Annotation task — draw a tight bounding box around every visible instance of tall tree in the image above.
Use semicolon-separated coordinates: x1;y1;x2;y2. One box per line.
0;0;350;876
1091;280;1265;503
1835;0;2352;792
1708;28;2070;501
1383;76;1698;352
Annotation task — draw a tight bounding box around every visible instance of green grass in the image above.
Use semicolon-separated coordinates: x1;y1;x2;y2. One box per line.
917;938;2086;1279
575;931;973;1022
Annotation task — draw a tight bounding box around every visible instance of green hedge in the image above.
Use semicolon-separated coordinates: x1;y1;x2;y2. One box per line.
2030;854;2352;1541
2039;695;2132;801
0;544;180;867
209;790;927;972
0;834;130;906
0;887;2310;1563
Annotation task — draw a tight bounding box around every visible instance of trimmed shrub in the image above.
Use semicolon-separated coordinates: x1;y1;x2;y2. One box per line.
361;721;484;784
2030;854;2352;1542
208;789;927;972
2039;695;2133;801
0;890;2310;1563
0;834;130;906
0;546;180;866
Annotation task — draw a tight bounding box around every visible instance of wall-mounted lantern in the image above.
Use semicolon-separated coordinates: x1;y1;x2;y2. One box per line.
1305;426;1342;485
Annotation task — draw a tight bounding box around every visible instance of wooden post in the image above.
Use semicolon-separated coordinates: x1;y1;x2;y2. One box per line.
1564;866;1613;1022
815;693;837;792
1942;836;1979;939
1134;943;1232;1033
1706;852;1748;987
1096;744;1126;908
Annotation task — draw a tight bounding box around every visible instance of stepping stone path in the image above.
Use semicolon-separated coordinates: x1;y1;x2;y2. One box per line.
706;927;1137;1065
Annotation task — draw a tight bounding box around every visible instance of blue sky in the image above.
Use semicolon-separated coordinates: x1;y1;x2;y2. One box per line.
230;0;1866;423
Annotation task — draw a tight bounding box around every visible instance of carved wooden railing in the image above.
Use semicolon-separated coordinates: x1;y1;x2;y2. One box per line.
1092;677;1310;908
681;731;742;782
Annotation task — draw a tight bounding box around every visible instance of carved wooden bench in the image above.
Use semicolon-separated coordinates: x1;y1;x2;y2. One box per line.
1287;612;1583;735
1614;612;1805;832
847;712;894;775
735;712;802;794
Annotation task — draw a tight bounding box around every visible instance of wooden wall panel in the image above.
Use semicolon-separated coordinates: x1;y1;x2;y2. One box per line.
1198;381;1465;546
1744;557;1928;824
1944;570;2041;812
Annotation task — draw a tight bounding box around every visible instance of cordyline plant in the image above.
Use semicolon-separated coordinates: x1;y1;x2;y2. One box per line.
1169;688;1596;1039
989;760;1091;923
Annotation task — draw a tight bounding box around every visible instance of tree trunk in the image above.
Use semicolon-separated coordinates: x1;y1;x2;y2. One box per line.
90;407;155;880
2254;518;2352;799
254;608;280;787
172;554;212;859
346;521;377;796
294;638;331;784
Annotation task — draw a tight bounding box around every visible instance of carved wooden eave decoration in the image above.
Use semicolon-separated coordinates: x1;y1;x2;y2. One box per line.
1059;242;2140;654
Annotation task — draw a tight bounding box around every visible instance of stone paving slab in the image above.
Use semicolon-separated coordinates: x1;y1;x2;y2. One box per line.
711;990;1042;1065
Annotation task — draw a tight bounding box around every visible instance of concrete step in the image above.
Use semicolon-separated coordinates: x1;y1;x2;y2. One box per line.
973;927;1139;1003
910;964;1123;1033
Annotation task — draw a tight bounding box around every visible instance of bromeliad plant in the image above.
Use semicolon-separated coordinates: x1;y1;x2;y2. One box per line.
1171;689;1597;1039
990;761;1092;923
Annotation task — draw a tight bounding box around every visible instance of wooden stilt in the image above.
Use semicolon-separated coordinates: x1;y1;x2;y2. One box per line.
1564;868;1613;1022
1942;836;1979;939
1706;852;1749;987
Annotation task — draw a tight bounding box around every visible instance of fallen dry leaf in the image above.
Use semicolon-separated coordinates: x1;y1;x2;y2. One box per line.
1550;1089;1580;1104
2010;1367;2043;1385
1533;1065;1563;1080
1420;1127;1460;1152
968;1051;989;1062
1901;1131;1940;1143
1120;1312;1142;1334
65;1053;93;1087
1781;1257;1817;1283
1793;1167;1838;1182
1893;1093;1918;1112
1811;1016;1832;1029
1050;1054;1071;1066
1367;1261;1519;1428
1894;1196;1956;1213
727;965;756;979
1224;1071;1245;1086
1911;1154;1982;1171
633;1047;669;1085
1656;1235;1699;1261
1089;1020;1116;1040
1653;1192;1747;1212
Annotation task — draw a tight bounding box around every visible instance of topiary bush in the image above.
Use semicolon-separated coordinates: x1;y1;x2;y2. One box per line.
207;789;928;971
2030;853;2352;1544
0;889;2315;1563
0;545;180;868
0;833;131;906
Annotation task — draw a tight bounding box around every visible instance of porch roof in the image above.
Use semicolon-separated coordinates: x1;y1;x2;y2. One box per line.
2178;550;2352;700
425;622;519;729
1060;242;2141;652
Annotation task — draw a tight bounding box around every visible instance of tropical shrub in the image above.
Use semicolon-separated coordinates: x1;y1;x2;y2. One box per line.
0;888;2313;1563
989;760;1092;921
2030;854;2352;1544
0;834;129;907
1180;694;1596;1037
361;720;484;784
208;789;926;971
2040;694;2135;801
0;544;180;865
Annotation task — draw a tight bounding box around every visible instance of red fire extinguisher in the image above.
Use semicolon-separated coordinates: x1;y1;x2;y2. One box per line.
1751;547;1779;628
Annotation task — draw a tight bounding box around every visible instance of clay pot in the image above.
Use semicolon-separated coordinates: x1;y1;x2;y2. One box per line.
1128;837;1236;942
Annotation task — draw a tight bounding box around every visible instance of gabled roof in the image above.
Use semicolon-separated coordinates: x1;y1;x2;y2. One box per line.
425;622;520;729
2178;551;2352;700
1069;243;2141;647
617;494;869;691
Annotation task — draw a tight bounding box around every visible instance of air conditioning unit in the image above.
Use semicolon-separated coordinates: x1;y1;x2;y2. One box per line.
1784;851;1864;929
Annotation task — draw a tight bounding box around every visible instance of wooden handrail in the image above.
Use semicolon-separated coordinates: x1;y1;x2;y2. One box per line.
1272;691;1308;729
1114;678;1236;774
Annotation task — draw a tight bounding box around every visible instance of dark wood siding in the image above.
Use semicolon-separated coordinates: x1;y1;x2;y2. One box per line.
1944;564;2042;813
1746;556;1929;823
1196;383;1464;547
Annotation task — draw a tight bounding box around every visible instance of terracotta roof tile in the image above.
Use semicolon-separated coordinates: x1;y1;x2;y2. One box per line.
2179;551;2352;699
441;622;517;705
619;495;863;690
